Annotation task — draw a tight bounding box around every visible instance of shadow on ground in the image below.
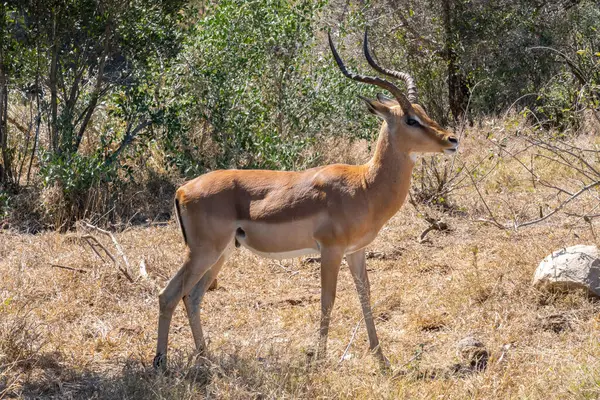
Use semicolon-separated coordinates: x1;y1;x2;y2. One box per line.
2;348;316;399
2;350;213;399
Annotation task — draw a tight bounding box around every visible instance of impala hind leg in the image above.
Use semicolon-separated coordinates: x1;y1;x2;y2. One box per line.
346;249;389;370
316;247;343;360
182;241;234;357
154;246;223;370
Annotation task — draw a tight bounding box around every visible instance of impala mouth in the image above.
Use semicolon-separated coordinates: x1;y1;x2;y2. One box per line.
444;147;458;154
443;136;459;154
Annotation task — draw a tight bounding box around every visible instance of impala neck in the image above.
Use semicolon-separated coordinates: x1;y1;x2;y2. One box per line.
365;122;416;222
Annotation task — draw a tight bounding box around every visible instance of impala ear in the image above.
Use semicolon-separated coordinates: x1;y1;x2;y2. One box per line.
359;95;390;120
376;93;399;108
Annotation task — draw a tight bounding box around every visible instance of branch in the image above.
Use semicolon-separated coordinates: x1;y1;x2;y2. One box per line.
527;137;600;178
73;22;111;152
485;138;574;196
103;120;152;167
338;314;365;365
390;11;440;51
462;162;505;229
49;263;88;273
419;218;449;243
514;180;600;228
528;46;588;86
473;135;600;229
6;114;30;135
65;63;86;110
80;222;134;282
49;13;59;152
81;234;115;263
338;300;382;365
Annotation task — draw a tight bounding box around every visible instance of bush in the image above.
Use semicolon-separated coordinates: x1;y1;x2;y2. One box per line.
163;0;377;175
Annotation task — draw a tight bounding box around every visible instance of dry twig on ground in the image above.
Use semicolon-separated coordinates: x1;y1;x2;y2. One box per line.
77;221;135;282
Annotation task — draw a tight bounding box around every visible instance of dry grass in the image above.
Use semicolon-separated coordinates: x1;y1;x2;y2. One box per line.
1;122;600;399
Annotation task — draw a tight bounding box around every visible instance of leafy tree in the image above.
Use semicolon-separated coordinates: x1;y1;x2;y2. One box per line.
165;0;377;175
0;0;187;194
363;0;599;125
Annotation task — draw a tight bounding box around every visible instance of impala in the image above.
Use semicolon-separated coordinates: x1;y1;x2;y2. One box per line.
154;31;458;369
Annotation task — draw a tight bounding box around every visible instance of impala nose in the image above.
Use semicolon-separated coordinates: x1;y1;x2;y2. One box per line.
444;136;459;154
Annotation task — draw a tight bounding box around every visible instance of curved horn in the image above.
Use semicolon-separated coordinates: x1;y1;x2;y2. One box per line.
328;32;413;113
363;30;419;104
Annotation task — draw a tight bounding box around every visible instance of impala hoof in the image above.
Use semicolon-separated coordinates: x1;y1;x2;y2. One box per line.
153;353;166;370
379;356;391;372
374;350;391;372
207;278;218;291
315;344;327;360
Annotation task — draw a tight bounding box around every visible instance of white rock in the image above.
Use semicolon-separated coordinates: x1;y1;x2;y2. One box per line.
533;244;600;297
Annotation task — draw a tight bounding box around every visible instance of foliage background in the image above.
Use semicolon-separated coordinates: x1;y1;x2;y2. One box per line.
0;0;599;228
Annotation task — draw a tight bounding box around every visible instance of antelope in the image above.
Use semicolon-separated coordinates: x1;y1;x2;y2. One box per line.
154;30;458;370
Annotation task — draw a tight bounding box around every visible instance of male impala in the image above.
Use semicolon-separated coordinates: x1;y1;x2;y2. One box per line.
154;31;458;369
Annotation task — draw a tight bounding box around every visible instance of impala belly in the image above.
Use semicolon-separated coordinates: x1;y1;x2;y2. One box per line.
236;218;321;260
240;246;319;260
345;230;379;254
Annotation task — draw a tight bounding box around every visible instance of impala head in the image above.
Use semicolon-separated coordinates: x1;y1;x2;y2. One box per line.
328;30;459;155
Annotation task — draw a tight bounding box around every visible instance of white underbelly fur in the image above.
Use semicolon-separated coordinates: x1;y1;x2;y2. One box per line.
235;218;323;260
240;243;319;260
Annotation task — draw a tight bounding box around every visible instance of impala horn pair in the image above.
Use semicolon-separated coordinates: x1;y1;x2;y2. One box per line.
328;30;418;114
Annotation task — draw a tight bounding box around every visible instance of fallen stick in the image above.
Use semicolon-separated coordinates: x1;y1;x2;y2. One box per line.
82;222;132;270
338;300;382;365
338;315;366;365
81;234;115;263
79;222;134;283
50;264;88;274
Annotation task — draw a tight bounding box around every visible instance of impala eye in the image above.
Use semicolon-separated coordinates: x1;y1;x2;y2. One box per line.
406;117;420;127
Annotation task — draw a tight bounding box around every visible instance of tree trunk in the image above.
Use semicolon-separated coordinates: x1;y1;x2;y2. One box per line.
0;67;8;185
0;3;10;185
442;0;469;122
49;10;59;153
73;22;110;153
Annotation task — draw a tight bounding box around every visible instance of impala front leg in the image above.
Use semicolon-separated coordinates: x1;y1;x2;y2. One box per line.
316;247;343;360
347;249;390;370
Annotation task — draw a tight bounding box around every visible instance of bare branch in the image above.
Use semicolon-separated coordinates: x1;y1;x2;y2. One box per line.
515;180;600;229
80;222;134;283
338;300;382;365
73;22;112;152
462;161;505;229
81;234;115;263
49;264;88;273
390;11;440;50
103;120;152;167
529;137;600;178
338;314;365;365
486;138;574;195
528;46;588;86
6;115;28;135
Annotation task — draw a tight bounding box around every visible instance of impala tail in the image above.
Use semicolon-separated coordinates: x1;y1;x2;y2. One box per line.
174;196;188;245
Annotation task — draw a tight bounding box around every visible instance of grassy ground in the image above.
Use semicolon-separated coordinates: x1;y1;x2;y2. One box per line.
1;126;600;399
